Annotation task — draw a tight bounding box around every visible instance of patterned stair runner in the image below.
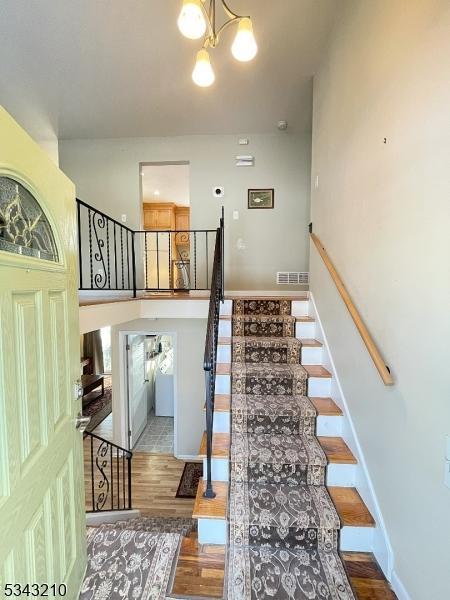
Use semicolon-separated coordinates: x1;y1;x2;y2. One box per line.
227;299;355;599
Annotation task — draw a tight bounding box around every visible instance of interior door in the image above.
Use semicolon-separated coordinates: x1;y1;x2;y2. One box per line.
0;108;86;598
127;334;148;448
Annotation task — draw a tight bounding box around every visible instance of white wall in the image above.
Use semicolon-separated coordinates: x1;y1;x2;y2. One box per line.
60;132;311;290
310;2;450;598
111;317;206;458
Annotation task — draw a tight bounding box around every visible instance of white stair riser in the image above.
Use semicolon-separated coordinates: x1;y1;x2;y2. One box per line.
217;344;323;366
203;457;229;482
296;321;316;338
203;457;355;487
291;300;310;316
198;519;373;551
211;412;342;437
307;377;331;397
339;526;374;552
301;346;323;365
217;345;231;363
213;411;230;433
220;300;233;316
316;415;343;437
219;319;232;337
215;374;231;394
198;518;228;545
326;463;356;487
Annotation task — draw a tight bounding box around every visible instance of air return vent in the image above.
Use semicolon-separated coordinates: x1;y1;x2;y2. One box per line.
277;271;309;285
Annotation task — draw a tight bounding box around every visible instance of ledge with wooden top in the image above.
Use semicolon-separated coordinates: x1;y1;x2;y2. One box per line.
310;232;394;386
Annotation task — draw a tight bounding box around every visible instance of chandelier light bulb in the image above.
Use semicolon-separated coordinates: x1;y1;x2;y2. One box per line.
231;17;258;62
192;49;215;87
177;0;207;40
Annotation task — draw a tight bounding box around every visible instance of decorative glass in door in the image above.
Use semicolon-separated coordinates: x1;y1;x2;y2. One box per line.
0;176;58;261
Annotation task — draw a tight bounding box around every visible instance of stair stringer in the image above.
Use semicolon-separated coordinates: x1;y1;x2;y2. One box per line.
309;292;394;580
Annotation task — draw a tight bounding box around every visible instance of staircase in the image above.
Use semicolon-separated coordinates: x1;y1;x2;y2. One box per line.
193;295;378;598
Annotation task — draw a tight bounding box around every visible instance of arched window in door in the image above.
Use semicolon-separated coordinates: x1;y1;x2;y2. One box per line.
0;176;58;262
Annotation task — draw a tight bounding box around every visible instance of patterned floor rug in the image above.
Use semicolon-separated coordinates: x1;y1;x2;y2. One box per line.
176;462;203;498
81;525;180;600
227;298;356;599
83;376;112;433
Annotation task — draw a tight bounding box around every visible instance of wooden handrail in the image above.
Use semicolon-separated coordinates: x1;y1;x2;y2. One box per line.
310;233;394;385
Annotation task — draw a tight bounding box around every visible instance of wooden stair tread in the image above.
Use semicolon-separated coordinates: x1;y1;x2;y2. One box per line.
216;363;231;375
310;397;343;416
203;394;230;412
328;487;375;527
193;479;228;520
199;432;230;459
218;337;231;345
296;316;315;322
219;315;231;320
319;436;357;464
305;365;332;378
300;338;322;347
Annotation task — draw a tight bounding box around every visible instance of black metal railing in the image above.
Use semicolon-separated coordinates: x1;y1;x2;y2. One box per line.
77;199;136;294
203;208;224;498
137;229;216;292
76;199;217;294
84;431;133;512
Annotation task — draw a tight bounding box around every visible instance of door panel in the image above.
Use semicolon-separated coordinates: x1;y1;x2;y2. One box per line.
127;335;148;448
0;107;85;598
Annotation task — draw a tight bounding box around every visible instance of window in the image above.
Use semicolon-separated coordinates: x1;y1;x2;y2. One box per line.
0;176;58;261
100;327;111;373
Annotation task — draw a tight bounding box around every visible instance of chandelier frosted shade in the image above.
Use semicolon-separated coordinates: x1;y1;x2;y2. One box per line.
232;17;257;62
192;49;215;87
177;0;207;40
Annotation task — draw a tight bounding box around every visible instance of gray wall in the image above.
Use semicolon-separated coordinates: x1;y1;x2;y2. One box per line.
310;1;450;598
60;132;311;290
111;317;206;457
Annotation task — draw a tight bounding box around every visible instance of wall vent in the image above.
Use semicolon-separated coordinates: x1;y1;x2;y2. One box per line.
276;271;309;285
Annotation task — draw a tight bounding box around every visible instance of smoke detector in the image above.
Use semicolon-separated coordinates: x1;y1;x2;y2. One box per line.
277;120;288;131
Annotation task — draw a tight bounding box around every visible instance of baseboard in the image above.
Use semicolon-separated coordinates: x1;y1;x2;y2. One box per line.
391;571;412;600
225;289;309;297
175;454;201;461
85;509;141;526
309;292;394;579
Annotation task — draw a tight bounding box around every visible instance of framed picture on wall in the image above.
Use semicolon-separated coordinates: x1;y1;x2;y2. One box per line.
248;188;274;209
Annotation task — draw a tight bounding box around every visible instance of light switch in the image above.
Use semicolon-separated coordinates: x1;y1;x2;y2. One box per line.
239;138;249;145
121;214;127;223
233;210;239;220
446;436;450;461
314;175;319;189
445;461;450;489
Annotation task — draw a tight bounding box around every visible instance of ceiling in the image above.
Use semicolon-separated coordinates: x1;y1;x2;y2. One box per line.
0;0;336;141
141;163;190;205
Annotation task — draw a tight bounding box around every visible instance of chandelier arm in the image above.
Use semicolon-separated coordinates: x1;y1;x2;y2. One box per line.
220;0;248;20
214;16;246;44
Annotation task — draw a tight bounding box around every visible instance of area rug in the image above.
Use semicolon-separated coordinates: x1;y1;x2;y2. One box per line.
83;376;112;433
175;462;203;498
80;525;180;600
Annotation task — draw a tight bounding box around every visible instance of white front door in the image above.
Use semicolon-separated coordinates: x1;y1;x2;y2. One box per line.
127;334;148;448
0;108;86;598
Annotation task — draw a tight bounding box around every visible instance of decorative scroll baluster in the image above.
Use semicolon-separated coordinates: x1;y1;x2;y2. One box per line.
84;431;133;513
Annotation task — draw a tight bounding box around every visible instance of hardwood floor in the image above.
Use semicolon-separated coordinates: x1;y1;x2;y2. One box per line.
171;535;396;599
84;419;396;599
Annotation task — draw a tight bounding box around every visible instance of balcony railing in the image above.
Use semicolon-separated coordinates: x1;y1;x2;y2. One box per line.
76;198;218;294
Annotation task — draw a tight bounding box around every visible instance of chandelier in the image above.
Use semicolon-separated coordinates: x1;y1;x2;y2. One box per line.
177;0;258;87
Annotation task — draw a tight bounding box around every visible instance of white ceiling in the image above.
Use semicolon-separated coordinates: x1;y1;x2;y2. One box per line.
0;0;336;141
141;163;190;205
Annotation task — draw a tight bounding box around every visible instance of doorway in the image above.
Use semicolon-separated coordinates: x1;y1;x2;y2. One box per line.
126;332;175;453
139;162;190;291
